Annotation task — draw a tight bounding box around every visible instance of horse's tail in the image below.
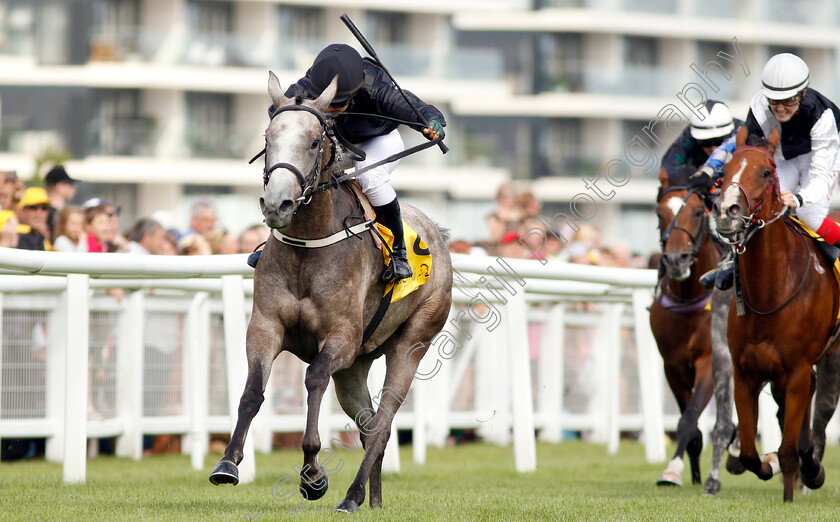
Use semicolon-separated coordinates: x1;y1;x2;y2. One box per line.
435;222;451;243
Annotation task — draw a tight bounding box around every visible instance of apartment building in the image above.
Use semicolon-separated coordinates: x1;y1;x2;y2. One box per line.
0;0;838;252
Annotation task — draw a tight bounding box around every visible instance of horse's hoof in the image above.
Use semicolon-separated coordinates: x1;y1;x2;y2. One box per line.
703;478;721;496
299;475;328;501
801;464;825;490
656;470;682;487
209;460;239;486
334;499;360;513
726;454;746;475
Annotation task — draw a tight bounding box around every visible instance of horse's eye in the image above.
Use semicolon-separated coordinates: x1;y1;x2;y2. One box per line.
762;169;772;178
311;139;319;150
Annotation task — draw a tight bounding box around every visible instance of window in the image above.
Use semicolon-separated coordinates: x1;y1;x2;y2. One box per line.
185;92;238;158
365;11;408;46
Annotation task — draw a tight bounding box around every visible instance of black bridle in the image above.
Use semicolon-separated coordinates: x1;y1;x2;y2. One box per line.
252;104;332;206
657;186;707;263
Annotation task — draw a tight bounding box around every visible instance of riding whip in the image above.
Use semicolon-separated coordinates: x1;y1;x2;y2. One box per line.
340;13;449;154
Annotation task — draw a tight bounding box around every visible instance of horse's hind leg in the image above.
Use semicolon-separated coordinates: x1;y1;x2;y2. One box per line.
705;288;737;495
799;368;826;491
210;318;282;485
812;350;840;462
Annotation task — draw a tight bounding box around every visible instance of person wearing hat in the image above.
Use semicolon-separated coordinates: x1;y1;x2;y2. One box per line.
264;43;446;282
44;165;78;240
16;187;54;251
700;53;840;290
661;100;743;189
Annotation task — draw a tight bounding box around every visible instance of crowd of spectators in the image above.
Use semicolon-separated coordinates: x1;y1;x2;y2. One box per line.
0;166;271;260
450;182;648;269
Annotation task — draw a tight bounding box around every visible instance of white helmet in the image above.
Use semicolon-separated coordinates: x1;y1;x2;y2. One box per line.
761;53;809;100
690;102;734;141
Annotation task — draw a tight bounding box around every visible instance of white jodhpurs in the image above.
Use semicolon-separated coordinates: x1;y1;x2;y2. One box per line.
777;152;839;230
354;128;403;206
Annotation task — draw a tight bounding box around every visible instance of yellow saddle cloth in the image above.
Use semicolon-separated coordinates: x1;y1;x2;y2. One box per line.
789;216;840;318
375;221;432;303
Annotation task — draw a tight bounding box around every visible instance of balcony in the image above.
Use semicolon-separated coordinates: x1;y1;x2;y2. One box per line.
87;119;157;157
183;123;254;159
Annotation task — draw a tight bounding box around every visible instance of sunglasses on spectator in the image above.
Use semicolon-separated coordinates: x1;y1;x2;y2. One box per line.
698;137;725;148
768;95;801;107
26;204;50;211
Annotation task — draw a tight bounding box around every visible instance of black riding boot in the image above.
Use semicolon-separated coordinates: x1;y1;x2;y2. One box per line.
699;251;734;291
373;199;412;283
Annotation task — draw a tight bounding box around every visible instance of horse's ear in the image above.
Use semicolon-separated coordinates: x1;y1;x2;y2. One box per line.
268;71;291;110
312;76;338;113
735;125;748;148
657;167;670;189
767;127;780;154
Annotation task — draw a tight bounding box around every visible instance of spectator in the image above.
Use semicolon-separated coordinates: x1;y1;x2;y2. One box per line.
84;198;127;252
1;170;23;211
485;183;523;244
0;208;18;248
205;228;238;254
126;218;166;255
177;233;212;255
497;230;530;259
84;205;112;253
16;188;54;251
238;224;270;254
44;165;78;239
186;199;217;237
516;191;543;233
52;206;87;252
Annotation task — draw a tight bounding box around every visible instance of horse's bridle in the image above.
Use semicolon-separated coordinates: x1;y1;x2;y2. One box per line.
658;186;707;263
260;104;332;206
717;146;789;252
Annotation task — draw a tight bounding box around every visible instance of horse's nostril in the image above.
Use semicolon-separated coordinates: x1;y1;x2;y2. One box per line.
279;200;294;214
711;201;720;217
727;204;741;219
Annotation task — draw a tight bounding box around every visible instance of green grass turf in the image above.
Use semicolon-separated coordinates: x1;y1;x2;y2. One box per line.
3;440;840;520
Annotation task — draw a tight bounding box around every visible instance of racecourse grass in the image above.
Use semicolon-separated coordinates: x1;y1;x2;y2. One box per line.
3;440;840;521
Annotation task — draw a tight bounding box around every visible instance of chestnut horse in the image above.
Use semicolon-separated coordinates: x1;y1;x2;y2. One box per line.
713;126;840;502
650;173;722;491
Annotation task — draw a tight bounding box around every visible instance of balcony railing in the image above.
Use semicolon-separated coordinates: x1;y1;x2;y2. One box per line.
87;119;157;157
183;124;254;159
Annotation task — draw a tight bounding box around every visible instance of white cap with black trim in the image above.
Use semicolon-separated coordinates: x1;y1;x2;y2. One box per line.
690;102;734;141
761;53;809;100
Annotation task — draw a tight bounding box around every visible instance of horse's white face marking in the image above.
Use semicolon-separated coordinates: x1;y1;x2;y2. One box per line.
665;196;684;219
812;252;826;275
720;158;748;210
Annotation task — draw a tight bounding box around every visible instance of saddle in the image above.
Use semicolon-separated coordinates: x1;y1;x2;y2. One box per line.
347;181;433;304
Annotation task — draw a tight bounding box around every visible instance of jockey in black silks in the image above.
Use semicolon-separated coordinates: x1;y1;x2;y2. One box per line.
656;100;743;288
251;44;445;284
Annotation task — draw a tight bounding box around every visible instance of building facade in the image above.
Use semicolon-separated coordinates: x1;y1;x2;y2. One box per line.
0;0;838;253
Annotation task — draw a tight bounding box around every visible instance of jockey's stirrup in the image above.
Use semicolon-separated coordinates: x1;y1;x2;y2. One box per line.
699;255;734;291
374;200;413;284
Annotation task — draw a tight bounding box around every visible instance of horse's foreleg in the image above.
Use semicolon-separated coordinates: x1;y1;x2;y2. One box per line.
733;370;774;480
706;290;736;495
210;320;281;485
779;366;816;502
812;351;840;462
685;357;714;485
299;332;358;502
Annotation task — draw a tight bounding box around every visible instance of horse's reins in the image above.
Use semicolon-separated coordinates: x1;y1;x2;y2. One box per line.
656;186;711;310
721;145;809;316
250;109;444;201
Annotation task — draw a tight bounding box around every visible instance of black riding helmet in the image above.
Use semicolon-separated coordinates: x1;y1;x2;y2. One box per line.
307;44;365;105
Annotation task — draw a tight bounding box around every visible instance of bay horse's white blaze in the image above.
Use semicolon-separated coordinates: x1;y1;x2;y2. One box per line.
719;158;748;211
666;195;684;218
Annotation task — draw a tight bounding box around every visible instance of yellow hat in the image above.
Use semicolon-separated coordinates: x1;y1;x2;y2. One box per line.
18;187;51;209
0;209;15;229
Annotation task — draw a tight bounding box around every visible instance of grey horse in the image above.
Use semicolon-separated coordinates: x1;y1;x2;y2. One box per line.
209;73;453;513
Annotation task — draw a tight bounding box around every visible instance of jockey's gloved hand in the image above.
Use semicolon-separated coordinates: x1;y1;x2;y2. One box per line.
687;166;714;192
424;120;445;141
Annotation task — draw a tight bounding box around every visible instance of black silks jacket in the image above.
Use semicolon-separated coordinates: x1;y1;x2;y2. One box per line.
273;58;446;145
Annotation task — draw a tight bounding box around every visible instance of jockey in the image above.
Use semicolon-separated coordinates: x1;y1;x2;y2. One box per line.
662;100;742;191
268;43;446;283
702;53;840;290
